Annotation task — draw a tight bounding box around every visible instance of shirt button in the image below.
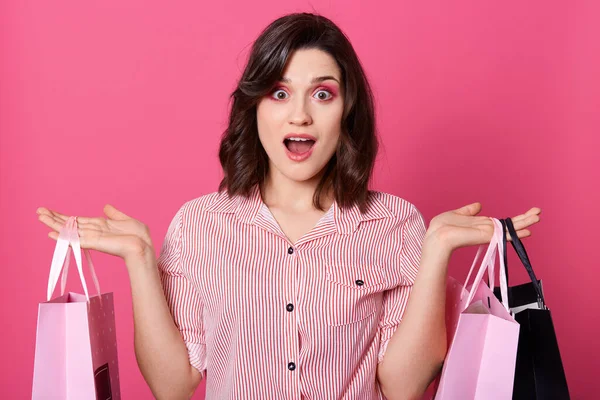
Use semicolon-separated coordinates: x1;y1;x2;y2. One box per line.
287;247;294;254
355;279;364;286
288;362;296;371
286;303;294;312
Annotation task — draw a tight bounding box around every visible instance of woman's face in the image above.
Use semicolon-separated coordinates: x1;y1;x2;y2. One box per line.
256;48;344;184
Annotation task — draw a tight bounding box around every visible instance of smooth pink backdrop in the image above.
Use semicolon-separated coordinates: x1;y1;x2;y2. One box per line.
1;1;598;399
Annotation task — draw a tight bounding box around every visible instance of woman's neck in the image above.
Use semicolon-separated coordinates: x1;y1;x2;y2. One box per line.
260;170;333;213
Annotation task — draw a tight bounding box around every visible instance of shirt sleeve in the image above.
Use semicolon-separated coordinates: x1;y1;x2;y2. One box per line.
157;205;207;377
377;204;427;364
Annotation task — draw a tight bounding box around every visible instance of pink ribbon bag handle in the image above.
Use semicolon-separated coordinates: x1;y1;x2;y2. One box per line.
460;218;510;312
46;216;101;302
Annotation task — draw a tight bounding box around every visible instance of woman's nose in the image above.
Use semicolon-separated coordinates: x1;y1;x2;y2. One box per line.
288;98;312;125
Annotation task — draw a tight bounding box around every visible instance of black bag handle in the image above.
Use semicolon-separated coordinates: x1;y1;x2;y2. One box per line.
500;219;508;286
504;217;546;307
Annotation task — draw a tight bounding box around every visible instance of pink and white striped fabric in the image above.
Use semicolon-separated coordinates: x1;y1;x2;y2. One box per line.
157;184;426;399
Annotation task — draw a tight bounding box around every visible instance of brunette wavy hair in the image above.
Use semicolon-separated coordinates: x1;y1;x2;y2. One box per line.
218;12;378;213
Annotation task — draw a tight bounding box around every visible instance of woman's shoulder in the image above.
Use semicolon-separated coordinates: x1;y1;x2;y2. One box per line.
176;190;239;218
367;190;423;221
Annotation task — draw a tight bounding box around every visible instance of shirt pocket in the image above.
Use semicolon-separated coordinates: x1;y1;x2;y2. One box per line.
324;264;387;327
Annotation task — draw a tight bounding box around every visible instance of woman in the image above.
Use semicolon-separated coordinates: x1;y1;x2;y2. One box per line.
37;13;541;400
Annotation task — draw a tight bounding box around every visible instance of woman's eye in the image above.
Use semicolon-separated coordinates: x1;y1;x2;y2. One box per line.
314;90;332;101
271;88;333;101
272;89;288;100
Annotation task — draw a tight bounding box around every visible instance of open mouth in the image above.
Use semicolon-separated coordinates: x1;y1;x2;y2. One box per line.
284;138;316;154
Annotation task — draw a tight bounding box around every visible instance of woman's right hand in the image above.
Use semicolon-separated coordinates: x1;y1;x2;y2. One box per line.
36;204;155;263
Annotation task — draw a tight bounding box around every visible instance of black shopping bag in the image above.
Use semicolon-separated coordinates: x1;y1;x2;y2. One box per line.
493;218;570;399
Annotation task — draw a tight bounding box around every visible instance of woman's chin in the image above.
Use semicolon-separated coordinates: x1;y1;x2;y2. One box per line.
282;164;331;184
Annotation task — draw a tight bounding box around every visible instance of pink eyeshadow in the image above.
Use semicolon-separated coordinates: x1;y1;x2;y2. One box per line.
317;85;339;97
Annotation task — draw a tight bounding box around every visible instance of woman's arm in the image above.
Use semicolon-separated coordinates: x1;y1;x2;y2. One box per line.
377;234;449;400
377;203;541;400
37;205;202;399
128;247;202;400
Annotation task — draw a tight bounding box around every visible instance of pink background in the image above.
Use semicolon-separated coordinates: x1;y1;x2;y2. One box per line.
1;1;598;399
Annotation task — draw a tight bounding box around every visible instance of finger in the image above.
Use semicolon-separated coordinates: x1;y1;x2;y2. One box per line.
48;230;94;250
510;207;542;223
75;216;106;226
38;208;84;229
507;229;531;241
49;209;69;223
76;227;92;239
75;216;106;228
77;221;103;230
41;212;104;228
509;214;541;231
455;202;482;216
38;213;66;232
104;204;130;221
37;207;69;223
36;207;50;216
66;227;97;250
36;207;63;221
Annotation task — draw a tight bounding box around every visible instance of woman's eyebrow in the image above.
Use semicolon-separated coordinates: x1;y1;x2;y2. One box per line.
280;75;340;84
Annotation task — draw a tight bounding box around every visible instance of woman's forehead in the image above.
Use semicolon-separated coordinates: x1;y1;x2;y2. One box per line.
280;49;341;84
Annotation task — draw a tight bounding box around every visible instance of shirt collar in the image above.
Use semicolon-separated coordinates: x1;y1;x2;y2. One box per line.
205;184;394;234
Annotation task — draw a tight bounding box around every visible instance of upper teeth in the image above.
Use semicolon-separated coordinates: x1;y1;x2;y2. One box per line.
288;137;310;141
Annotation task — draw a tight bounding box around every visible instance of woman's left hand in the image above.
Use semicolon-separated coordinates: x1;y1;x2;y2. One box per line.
424;202;542;253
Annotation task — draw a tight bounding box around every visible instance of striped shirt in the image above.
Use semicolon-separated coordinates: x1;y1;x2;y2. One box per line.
157;184;426;399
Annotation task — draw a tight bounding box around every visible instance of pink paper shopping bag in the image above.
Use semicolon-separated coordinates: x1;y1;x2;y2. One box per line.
435;218;519;400
32;217;121;400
